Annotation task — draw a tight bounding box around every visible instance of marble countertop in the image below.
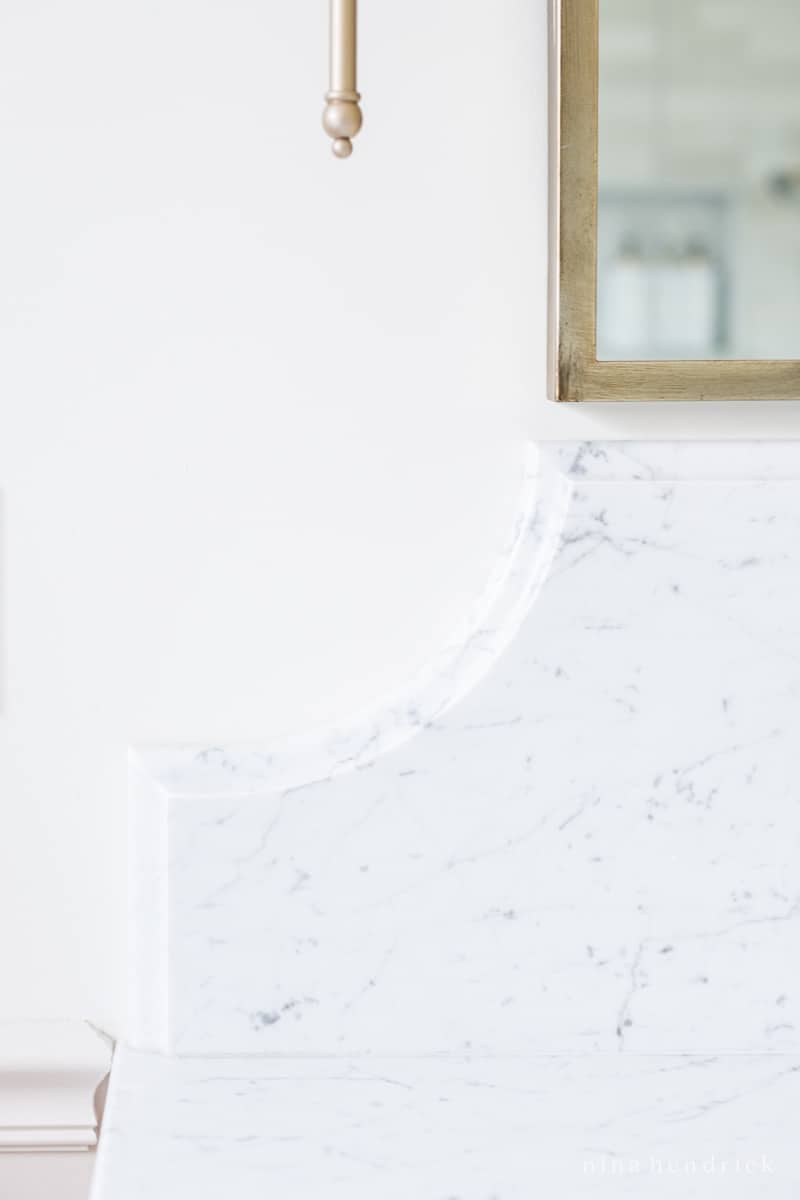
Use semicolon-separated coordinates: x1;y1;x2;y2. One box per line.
93;1046;800;1198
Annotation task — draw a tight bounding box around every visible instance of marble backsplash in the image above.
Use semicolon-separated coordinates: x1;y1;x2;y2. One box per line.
126;442;800;1060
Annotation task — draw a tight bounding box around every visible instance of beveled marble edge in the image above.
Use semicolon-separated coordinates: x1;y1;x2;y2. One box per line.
128;765;169;1052
551;440;800;481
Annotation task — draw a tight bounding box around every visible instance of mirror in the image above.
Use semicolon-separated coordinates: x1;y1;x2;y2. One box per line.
552;0;800;401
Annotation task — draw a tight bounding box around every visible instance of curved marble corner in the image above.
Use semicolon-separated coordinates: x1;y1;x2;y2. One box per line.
129;442;800;1058
128;443;569;1052
130;444;570;800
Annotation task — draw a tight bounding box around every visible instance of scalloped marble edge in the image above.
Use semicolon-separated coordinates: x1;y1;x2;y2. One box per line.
128;442;569;800
129;441;800;801
0;1021;112;1152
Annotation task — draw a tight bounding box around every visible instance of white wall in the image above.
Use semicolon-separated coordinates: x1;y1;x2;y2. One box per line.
1;0;800;1040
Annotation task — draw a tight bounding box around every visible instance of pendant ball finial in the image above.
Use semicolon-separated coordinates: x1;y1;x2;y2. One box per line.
322;93;363;157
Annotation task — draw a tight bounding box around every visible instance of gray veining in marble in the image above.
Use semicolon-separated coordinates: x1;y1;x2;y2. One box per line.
128;444;800;1057
97;443;800;1198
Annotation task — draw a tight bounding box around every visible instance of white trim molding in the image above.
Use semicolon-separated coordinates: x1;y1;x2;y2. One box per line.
0;1021;112;1153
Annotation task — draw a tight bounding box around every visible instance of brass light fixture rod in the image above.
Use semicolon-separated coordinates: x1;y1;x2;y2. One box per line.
323;0;363;158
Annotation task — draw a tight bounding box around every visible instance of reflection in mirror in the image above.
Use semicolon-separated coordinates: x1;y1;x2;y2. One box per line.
598;0;800;361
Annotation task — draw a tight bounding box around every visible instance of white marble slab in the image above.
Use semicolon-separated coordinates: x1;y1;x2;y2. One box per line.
127;443;800;1058
92;1046;800;1199
99;442;800;1197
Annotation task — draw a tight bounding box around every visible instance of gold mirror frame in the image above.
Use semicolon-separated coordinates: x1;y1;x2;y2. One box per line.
550;0;800;402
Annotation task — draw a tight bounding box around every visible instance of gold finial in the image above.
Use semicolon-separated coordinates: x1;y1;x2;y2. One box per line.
324;1;362;158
